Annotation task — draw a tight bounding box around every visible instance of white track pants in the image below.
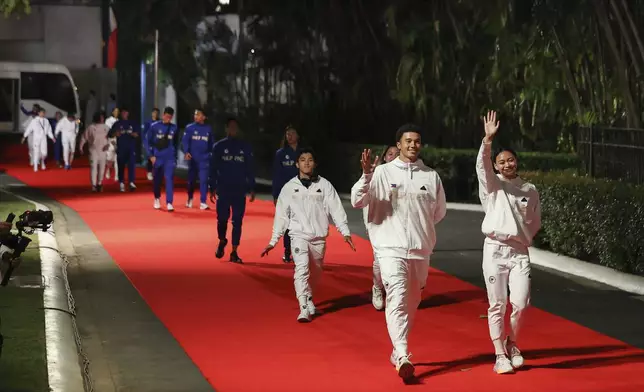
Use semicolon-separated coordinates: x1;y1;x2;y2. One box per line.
482;239;531;354
380;257;429;358
62;136;76;166
90;152;107;186
292;237;326;302
27;134;34;164
372;253;384;290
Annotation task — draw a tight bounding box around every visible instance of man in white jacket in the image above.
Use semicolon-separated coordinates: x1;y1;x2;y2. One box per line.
261;148;356;323
55;112;79;170
79;112;110;192
21;107;55;172
477;111;541;374
365;145;400;311
351;124;446;381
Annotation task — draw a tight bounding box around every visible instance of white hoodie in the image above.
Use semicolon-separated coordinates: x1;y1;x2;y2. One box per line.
269;176;351;246
476;142;541;248
351;157;447;260
55;117;78;142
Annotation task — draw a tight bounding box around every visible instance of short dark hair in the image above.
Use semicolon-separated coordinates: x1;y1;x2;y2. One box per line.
152;107;160;113
296;147;316;162
38;107;46;113
395;123;423;143
226;117;238;126
195;108;206;115
164;107;175;115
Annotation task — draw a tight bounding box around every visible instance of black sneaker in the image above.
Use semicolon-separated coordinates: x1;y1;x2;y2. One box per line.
216;239;228;259
230;251;243;264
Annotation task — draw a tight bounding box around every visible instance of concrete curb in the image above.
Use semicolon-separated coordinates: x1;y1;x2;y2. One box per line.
256;176;644;296
3;190;85;392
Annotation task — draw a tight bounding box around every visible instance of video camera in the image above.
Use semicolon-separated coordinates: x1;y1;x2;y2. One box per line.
0;210;53;286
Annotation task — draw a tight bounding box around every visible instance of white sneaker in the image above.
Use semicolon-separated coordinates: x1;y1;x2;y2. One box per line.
186;199;193;208
41;163;46;170
493;355;515;374
119;183;125;192
33;165;38;172
506;339;524;369
395;354;415;380
129;182;137;190
167;203;174;212
147;172;153;181
306;297;317;315
153;199;161;210
297;306;312;323
372;285;384;311
200;203;209;210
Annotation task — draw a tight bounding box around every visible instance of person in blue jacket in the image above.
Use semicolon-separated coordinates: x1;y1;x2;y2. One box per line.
209;117;256;263
108;107;140;192
148;107;178;212
182;108;215;210
271;125;301;263
143;107;160;181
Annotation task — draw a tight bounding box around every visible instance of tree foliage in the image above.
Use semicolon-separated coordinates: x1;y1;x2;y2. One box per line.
1;0;30;17
113;0;644;152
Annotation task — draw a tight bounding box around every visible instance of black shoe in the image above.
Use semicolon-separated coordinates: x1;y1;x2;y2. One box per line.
92;186;98;192
230;251;243;264
216;239;228;259
97;184;103;192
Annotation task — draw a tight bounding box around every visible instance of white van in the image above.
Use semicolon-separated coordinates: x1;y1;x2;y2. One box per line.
0;62;81;134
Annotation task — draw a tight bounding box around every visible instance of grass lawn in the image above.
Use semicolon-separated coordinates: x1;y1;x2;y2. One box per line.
0;191;49;392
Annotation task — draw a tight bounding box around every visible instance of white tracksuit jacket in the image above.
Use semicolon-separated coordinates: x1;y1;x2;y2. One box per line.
269;176;351;247
55;117;78;143
476;142;541;247
351;157;447;260
23;116;55;158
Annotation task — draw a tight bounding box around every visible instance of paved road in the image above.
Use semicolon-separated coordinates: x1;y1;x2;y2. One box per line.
3;173;643;392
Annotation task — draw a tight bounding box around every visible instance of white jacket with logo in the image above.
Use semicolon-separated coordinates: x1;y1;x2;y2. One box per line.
351;157;447;260
269;176;351;246
54;117;78;142
476;141;541;248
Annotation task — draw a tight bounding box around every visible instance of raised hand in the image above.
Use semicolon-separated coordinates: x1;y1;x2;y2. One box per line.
360;149;380;174
482;110;500;143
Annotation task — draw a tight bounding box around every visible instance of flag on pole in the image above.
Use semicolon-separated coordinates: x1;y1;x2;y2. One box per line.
107;3;118;69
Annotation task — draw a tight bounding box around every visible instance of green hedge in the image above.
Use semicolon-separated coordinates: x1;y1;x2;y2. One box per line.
525;171;644;275
253;138;642;275
316;143;582;200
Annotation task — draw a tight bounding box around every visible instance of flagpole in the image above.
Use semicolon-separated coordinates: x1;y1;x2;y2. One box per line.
154;29;159;108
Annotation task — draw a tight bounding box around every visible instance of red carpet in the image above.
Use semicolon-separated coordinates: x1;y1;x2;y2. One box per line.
2;144;644;391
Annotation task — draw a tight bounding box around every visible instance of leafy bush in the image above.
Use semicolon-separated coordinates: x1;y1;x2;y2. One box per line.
525;171;644;275
312;143;582;200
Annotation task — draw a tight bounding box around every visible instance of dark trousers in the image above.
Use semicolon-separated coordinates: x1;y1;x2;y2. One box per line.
153;158;176;203
117;149;136;184
187;159;210;203
53;137;63;164
216;191;246;246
